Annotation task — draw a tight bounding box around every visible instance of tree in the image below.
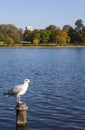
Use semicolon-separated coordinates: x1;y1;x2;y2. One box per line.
46;25;60;43
55;31;69;45
23;30;32;41
5;35;14;45
74;19;85;43
49;30;58;43
7;24;21;43
68;28;82;43
80;26;85;43
31;30;40;43
0;24;21;43
75;19;84;29
39;29;49;43
0;33;5;41
19;28;24;41
33;39;39;45
62;25;72;32
45;25;60;32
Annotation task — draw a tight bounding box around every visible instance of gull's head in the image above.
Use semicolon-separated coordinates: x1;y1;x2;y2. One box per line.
24;79;31;84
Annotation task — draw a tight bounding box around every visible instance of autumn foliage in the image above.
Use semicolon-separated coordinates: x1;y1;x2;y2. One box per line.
5;36;14;45
33;39;39;45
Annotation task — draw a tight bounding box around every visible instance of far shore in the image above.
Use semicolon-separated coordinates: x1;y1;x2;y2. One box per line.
1;45;85;49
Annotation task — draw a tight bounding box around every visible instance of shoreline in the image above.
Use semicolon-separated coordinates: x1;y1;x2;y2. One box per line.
0;45;85;49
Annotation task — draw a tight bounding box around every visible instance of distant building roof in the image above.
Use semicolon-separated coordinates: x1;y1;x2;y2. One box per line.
26;26;33;31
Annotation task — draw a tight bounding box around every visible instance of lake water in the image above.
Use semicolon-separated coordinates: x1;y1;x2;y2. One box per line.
0;48;85;130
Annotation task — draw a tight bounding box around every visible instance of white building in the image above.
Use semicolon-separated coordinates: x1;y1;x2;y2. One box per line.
26;26;33;31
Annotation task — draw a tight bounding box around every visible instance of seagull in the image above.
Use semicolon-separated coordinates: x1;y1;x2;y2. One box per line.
4;79;31;103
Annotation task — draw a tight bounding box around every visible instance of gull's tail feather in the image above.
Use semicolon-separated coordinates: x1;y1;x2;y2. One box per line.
4;92;10;97
4;92;7;95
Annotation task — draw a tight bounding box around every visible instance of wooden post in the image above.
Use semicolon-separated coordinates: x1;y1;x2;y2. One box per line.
16;102;28;127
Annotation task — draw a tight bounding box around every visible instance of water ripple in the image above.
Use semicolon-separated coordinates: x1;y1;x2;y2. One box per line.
0;48;85;130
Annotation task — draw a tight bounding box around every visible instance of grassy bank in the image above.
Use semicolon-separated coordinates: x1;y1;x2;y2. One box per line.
0;41;85;48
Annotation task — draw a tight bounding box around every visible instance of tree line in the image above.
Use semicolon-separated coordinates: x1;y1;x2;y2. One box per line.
0;19;85;46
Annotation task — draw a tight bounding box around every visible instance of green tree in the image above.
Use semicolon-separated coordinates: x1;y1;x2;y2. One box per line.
45;25;60;32
80;26;85;43
74;19;85;43
75;19;84;30
62;25;72;32
7;24;21;43
39;29;49;43
0;33;5;41
31;30;40;43
23;30;32;41
19;28;24;41
68;28;82;44
0;24;21;43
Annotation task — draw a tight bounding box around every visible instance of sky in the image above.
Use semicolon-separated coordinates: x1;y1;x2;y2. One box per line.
0;0;85;30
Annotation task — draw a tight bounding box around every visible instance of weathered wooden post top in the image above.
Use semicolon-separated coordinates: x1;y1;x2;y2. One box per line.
16;102;28;126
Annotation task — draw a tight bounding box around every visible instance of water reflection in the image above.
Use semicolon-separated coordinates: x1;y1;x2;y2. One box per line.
16;125;26;130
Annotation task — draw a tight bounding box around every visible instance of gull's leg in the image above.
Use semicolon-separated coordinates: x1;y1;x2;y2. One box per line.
17;96;18;102
18;96;20;103
19;96;22;103
17;96;20;103
17;96;22;103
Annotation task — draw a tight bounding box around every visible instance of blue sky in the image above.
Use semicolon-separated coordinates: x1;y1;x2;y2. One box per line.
0;0;85;30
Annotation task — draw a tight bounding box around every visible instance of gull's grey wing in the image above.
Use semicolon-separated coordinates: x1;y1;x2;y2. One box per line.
7;85;23;96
